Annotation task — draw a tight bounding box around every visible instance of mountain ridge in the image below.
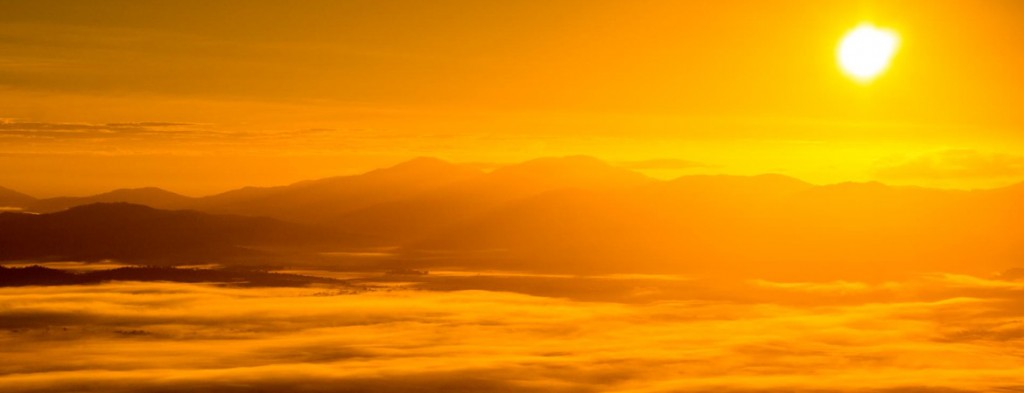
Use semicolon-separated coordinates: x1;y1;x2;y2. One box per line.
0;186;35;209
2;157;1022;279
29;187;194;213
10;157;1023;216
0;202;326;264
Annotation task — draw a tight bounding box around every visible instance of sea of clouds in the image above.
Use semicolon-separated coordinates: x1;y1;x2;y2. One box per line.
2;273;1024;392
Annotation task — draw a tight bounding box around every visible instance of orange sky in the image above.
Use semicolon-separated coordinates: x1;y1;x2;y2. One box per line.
1;0;1023;196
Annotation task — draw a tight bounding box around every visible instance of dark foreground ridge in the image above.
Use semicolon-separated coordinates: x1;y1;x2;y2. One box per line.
0;202;329;264
0;265;344;287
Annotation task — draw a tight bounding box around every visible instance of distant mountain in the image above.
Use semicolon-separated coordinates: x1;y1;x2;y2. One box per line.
413;188;668;272
411;177;1024;279
416;174;814;273
10;158;482;220
192;157;483;223
30;187;194;213
0;186;35;209
4;158;1022;280
332;156;653;242
8;157;646;227
0;203;324;264
409;173;807;255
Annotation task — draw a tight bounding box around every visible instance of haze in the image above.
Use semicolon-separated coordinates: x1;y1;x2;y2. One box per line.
2;1;1024;392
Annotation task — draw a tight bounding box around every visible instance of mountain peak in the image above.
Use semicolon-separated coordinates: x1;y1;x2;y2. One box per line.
28;187;193;213
63;202;158;214
101;187;186;198
53;202;166;221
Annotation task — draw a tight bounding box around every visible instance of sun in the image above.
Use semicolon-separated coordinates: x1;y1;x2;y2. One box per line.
837;23;900;83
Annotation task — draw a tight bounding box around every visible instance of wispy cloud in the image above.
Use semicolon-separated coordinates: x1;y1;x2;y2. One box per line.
0;122;203;140
0;121;384;156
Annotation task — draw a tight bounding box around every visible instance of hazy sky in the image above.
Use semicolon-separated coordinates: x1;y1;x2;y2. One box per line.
1;0;1023;196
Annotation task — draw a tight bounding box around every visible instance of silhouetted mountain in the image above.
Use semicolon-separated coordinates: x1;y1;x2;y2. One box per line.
0;186;35;209
416;174;814;272
30;187;194;213
4;158;1022;279
332;156;653;242
8;158;481;221
193;157;483;223
7;156;647;230
413;188;667;271
410;176;1024;278
0;203;324;264
0;265;345;287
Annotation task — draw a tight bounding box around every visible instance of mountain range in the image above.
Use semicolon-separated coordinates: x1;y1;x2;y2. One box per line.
1;156;1021;279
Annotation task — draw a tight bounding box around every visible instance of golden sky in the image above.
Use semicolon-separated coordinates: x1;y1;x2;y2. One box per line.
1;0;1023;196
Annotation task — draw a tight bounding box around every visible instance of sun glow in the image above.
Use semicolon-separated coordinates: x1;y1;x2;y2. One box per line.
837;23;900;83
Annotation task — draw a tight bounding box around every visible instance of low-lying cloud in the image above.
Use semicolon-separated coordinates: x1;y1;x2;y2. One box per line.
2;274;1024;392
873;149;1024;180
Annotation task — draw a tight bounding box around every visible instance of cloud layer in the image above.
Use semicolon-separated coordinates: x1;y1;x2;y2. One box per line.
874;149;1024;181
2;273;1024;392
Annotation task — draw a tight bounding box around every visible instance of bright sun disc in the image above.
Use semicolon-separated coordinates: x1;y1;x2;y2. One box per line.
837;23;899;83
